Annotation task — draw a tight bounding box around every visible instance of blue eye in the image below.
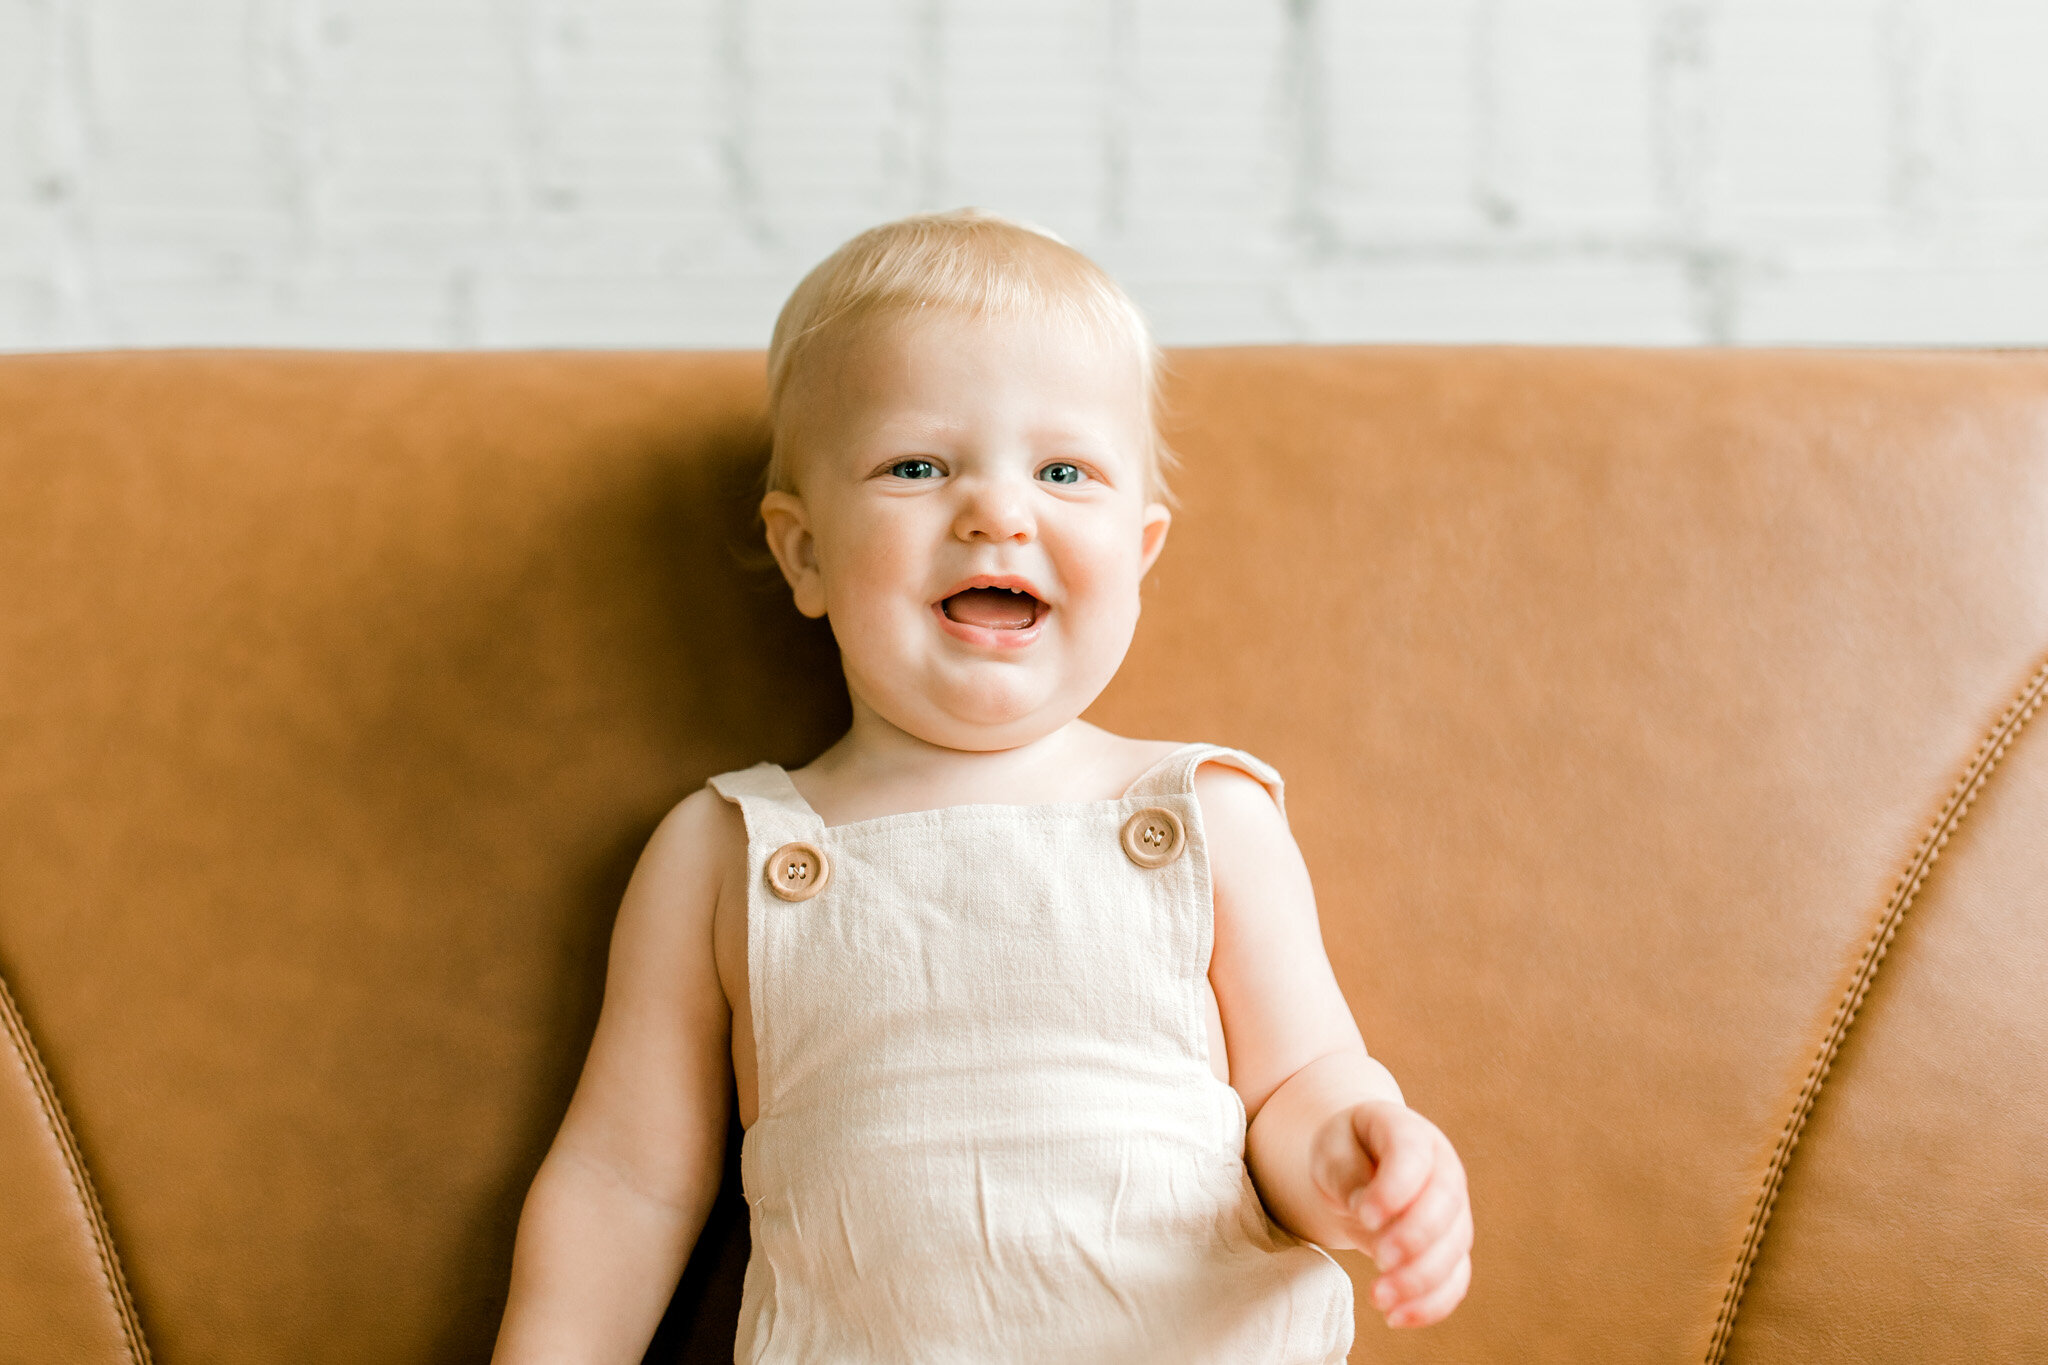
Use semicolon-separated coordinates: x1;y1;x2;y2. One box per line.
888;459;940;480
1039;462;1083;485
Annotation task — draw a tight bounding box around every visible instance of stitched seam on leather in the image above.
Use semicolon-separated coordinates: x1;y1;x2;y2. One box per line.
0;972;154;1365
1704;654;2048;1365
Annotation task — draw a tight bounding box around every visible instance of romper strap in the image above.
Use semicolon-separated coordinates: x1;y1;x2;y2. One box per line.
1121;742;1287;821
707;763;826;842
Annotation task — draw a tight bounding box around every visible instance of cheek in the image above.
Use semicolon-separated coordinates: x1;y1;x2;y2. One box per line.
814;511;927;624
1060;523;1150;629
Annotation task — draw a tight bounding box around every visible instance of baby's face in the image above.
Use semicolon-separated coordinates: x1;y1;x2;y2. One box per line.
763;309;1170;751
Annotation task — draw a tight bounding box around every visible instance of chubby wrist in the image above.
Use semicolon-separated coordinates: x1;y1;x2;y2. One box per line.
1244;1051;1406;1248
1253;1049;1404;1131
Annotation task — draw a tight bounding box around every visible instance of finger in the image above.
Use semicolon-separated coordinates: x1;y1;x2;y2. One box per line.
1352;1109;1434;1231
1371;1130;1466;1260
1370;1204;1472;1315
1386;1251;1472;1329
1370;1172;1464;1272
1433;1129;1466;1186
1429;1129;1468;1201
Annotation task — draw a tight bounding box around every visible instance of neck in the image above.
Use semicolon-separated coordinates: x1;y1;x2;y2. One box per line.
817;695;1090;787
790;695;1122;822
786;697;1153;826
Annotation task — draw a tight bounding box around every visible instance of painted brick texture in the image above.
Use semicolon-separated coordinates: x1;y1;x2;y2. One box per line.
3;0;2044;348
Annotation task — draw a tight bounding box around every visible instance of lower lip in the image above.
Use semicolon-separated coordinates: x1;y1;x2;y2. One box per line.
931;600;1047;649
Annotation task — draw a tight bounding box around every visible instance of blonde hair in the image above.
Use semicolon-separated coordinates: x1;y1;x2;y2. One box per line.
765;208;1174;500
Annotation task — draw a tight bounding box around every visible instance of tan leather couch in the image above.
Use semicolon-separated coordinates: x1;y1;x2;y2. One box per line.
3;348;2044;1364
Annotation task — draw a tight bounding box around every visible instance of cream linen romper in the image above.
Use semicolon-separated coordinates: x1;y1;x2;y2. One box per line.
709;742;1355;1364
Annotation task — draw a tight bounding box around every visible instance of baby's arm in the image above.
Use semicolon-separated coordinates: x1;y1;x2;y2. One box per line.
1199;765;1473;1330
491;789;739;1364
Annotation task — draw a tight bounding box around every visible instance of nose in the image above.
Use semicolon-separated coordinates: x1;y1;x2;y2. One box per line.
951;472;1036;544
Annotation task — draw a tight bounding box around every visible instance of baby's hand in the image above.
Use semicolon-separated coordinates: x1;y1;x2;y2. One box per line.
1311;1100;1472;1329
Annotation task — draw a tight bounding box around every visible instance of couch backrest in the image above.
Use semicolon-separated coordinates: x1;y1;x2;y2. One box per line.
2;349;2044;1364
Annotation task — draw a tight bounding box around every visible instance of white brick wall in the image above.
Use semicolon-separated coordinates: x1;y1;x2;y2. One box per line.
3;0;2045;349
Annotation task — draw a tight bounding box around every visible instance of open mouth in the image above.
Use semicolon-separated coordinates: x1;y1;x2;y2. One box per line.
939;585;1046;632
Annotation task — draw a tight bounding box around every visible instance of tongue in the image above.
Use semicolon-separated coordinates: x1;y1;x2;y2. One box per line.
944;588;1038;630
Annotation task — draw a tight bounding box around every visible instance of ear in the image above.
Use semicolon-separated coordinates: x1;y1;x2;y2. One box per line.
760;489;828;619
1138;502;1172;578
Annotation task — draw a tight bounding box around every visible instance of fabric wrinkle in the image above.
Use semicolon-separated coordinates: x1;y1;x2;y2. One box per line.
1107;1139;1129;1257
974;1149;999;1264
835;1186;862;1281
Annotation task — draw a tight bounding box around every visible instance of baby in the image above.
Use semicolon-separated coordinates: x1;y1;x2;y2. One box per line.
492;210;1472;1363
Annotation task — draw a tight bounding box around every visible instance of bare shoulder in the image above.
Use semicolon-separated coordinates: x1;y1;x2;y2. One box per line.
1195;758;1315;924
613;785;747;950
1193;760;1292;848
641;785;746;879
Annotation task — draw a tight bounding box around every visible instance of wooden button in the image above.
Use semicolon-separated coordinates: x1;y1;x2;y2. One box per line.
1120;806;1185;869
765;841;831;901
